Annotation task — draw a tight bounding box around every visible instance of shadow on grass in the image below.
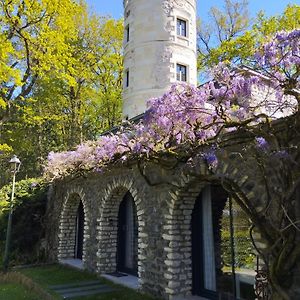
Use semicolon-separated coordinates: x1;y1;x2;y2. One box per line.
20;264;161;300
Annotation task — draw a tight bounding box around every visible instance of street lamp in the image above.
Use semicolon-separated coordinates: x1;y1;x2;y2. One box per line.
3;155;21;271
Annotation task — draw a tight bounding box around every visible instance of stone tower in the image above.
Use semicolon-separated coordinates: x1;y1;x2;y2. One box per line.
122;0;197;119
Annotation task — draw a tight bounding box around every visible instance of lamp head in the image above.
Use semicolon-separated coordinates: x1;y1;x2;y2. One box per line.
9;155;21;173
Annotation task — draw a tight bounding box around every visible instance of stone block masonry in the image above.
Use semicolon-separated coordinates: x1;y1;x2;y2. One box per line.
45;137;299;300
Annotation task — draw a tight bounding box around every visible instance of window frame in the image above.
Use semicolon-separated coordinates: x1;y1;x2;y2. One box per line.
177;18;187;37
176;64;187;82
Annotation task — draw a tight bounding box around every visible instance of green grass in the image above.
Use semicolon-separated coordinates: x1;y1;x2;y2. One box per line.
20;264;160;300
20;264;96;286
0;282;40;300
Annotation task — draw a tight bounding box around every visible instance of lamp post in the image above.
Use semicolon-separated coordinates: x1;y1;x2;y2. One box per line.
3;155;21;271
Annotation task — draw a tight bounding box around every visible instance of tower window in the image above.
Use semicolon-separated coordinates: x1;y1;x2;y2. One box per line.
125;70;130;87
126;25;130;42
177;18;187;37
176;64;187;82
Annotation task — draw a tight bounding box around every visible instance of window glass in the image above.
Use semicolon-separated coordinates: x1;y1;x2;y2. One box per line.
177;18;187;37
126;70;129;87
177;64;187;82
126;25;130;42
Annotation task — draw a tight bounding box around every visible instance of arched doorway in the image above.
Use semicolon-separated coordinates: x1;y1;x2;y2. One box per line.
58;193;87;263
75;201;84;259
191;185;255;299
117;192;138;275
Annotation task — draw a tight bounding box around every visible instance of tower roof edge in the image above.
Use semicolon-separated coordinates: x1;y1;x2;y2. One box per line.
124;0;197;8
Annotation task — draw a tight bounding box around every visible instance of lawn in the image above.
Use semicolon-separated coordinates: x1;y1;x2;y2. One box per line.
0;282;40;300
20;264;159;300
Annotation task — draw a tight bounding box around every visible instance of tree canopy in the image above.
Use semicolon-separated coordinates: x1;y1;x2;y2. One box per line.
197;2;300;76
0;0;123;182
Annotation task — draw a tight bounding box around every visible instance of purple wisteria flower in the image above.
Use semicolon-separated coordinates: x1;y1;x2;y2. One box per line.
274;150;289;159
43;29;299;180
202;150;218;169
255;137;269;150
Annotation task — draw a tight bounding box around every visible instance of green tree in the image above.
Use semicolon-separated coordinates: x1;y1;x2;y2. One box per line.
197;2;300;75
0;0;84;181
197;0;250;72
0;0;124;180
28;16;123;148
0;143;13;187
0;0;82;122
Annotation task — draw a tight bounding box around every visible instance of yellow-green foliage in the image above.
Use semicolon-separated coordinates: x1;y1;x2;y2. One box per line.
0;0;81;93
0;144;12;155
0;144;13;187
255;4;300;36
198;4;300;72
0;0;124;179
0;178;44;213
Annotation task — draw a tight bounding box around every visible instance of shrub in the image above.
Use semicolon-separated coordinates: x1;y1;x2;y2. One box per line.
0;178;48;265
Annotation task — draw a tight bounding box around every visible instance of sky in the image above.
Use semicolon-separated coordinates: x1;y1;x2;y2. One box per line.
85;0;299;21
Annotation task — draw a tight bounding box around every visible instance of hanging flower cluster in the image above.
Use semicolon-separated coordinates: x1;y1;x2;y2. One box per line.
255;30;300;107
44;30;300;180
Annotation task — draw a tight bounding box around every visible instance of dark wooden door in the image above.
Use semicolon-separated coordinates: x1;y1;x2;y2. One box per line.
117;192;138;275
75;201;84;259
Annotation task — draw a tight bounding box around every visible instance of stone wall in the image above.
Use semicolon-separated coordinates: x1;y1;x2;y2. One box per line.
45;137;300;299
46;157;240;298
46;167;174;297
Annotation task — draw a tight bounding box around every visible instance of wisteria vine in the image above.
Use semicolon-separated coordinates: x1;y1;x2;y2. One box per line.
45;30;300;180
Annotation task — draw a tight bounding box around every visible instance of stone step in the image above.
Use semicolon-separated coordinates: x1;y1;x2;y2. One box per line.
106;271;128;277
60;286;116;299
48;280;117;299
49;280;101;290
